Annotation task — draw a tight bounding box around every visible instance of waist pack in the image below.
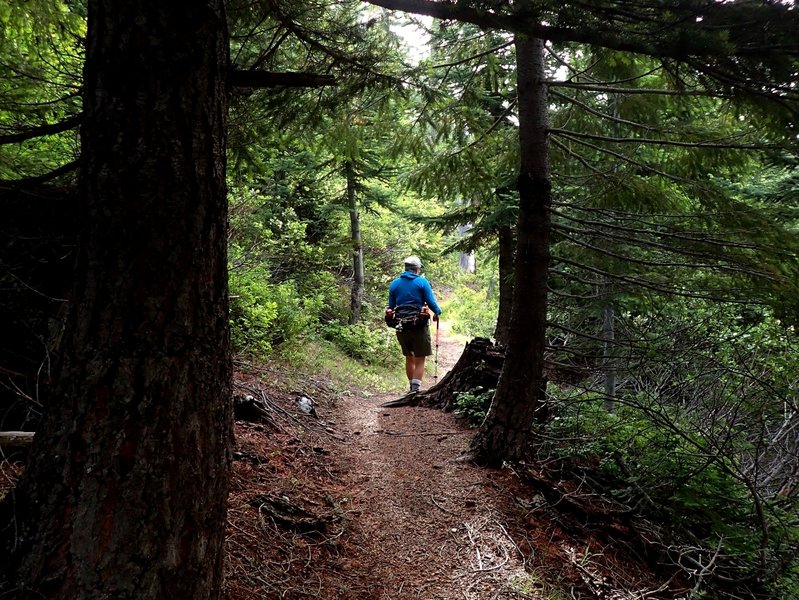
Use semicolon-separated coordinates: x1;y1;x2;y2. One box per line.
385;304;429;332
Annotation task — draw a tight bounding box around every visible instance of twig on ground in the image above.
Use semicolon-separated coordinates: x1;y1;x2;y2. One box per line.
495;520;525;561
471;556;509;573
431;494;459;516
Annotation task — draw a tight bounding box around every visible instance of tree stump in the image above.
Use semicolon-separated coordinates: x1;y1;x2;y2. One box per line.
416;337;505;411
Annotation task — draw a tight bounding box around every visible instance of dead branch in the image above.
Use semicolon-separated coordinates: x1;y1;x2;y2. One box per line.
229;69;335;89
248;493;340;533
0;431;35;447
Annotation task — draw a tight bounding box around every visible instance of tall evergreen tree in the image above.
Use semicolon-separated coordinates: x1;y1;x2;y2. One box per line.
363;0;799;464
1;2;231;597
401;24;519;342
467;30;552;461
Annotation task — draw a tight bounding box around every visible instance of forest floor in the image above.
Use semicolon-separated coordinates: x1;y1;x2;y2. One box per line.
225;319;679;599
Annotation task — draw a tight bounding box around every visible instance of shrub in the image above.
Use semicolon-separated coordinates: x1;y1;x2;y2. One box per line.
546;393;799;596
295;270;347;323
443;282;498;339
321;322;401;366
229;268;280;355
229;269;323;356
454;386;494;426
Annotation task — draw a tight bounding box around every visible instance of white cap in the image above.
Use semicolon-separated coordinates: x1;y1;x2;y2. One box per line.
404;255;422;268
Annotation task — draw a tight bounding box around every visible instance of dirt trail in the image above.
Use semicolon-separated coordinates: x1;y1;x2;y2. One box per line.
328;320;535;599
227;318;669;599
226;320;581;599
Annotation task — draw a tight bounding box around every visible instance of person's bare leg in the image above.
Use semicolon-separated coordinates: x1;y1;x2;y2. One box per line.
405;355;415;381
413;356;426;382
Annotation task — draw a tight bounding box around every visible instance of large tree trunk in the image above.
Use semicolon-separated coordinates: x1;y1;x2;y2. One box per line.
470;33;551;465
346;161;365;325
1;2;232;598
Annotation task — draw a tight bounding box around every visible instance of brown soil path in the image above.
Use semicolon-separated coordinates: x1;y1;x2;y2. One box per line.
322;320;541;599
226;320;606;599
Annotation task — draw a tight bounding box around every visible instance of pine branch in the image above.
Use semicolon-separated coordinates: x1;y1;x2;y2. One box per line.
0;114;81;145
551;214;763;254
431;41;514;69
554;131;685;182
264;0;404;89
551;138;611;178
552;220;765;269
550;89;661;133
549;80;712;96
550;260;755;303
552;205;795;256
364;0;799;62
550;127;775;151
229;70;336;89
0;160;79;189
553;227;777;281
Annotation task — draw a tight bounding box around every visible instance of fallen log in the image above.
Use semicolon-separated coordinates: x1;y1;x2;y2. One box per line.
0;431;35;447
247;493;338;533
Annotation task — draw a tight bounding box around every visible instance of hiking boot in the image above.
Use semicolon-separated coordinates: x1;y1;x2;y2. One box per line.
410;382;421;393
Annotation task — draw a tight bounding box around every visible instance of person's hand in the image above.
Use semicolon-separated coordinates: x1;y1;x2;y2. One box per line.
385;307;393;317
432;313;439;322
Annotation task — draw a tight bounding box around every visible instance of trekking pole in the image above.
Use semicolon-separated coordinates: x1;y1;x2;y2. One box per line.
434;316;440;381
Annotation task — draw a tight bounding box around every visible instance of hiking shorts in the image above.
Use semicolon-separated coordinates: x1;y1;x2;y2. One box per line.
396;326;432;357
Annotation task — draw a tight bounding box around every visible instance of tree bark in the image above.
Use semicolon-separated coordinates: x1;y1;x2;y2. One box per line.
1;2;232;598
471;33;551;465
493;225;515;346
415;338;503;411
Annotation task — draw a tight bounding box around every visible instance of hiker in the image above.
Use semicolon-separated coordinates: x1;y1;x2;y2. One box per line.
386;255;442;394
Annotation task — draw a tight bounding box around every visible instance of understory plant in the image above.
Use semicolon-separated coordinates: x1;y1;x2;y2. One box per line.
228;266;336;356
454;386;494;426
546;389;799;598
444;279;498;339
321;321;400;366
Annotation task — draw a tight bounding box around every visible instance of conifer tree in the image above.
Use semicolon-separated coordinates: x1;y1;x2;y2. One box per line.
1;2;231;597
364;0;799;464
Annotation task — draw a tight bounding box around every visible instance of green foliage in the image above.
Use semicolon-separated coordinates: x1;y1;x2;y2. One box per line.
222;26;799;596
3;2;798;597
228;268;279;356
564;401;748;522
548;386;799;595
358;200;452;303
443;268;499;339
279;337;407;395
454;386;494;426
229;267;332;357
321;321;400;366
228;166;334;273
0;0;84;178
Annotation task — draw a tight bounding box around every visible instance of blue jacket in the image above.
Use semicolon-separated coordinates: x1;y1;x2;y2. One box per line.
388;271;441;315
